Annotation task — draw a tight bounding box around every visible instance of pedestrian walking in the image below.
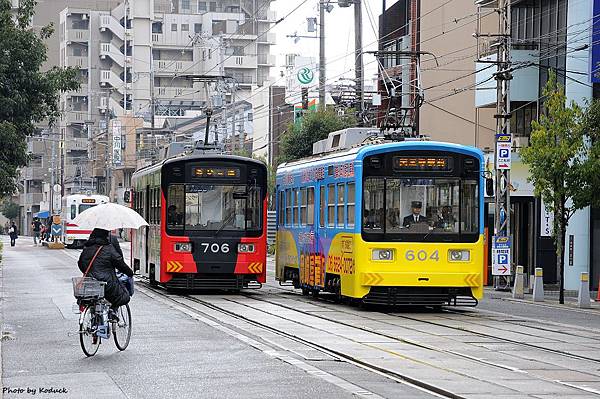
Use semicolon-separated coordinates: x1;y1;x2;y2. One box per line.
9;222;18;247
31;217;42;246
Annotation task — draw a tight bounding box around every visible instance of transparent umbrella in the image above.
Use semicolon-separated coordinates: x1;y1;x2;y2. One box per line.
72;203;148;231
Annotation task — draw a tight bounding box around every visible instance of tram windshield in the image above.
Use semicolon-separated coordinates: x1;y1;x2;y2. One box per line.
363;177;479;240
166;183;261;231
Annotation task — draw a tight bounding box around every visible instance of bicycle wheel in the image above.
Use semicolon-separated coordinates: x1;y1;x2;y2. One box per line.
79;305;100;357
112;303;132;351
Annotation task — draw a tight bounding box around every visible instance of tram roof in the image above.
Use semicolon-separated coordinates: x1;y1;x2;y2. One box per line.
277;140;484;174
132;153;266;178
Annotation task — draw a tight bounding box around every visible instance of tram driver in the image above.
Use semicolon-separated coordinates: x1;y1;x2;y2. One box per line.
402;201;429;228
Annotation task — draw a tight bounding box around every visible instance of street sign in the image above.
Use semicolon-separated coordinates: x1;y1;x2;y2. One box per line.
51;224;62;236
492;235;511;276
496;135;512;170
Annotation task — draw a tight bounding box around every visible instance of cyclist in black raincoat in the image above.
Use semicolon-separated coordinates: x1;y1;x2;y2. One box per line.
78;228;134;308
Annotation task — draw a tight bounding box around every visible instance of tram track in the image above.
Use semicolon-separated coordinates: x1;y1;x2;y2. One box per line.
263;281;600;365
136;281;466;399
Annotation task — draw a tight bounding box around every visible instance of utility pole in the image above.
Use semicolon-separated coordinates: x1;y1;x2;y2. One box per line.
493;0;512;290
354;0;364;124
319;0;326;111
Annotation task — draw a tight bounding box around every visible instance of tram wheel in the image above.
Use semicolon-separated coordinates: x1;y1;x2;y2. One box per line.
301;288;310;296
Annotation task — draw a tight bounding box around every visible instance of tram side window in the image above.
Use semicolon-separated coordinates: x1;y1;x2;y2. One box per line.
300;187;307;225
319;186;325;228
307;187;315;226
167;184;184;228
285;189;291;226
337;183;345;227
278;191;284;226
293;188;299;226
347;183;355;227
70;204;76;220
461;180;479;233
327;184;335;227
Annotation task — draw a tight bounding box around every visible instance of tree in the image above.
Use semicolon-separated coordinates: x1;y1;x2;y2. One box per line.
520;71;600;304
0;200;19;220
279;109;355;163
0;0;80;197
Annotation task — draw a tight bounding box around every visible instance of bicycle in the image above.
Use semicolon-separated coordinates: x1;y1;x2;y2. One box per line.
72;277;132;357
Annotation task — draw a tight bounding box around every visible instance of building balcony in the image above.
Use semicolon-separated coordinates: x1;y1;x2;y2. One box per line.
100;15;124;41
21;166;46;181
66;83;89;97
257;10;277;22
257;32;276;44
64;111;88;125
257;54;276;66
153;59;195;75
155;87;199;100
20;193;44;205
99;42;124;67
65;138;88;152
475;49;540;107
66;29;89;43
100;70;127;94
222;55;257;69
64;55;88;68
27;140;46;154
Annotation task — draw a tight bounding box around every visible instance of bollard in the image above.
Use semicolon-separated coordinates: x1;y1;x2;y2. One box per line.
512;265;525;299
532;267;544;302
578;272;591;309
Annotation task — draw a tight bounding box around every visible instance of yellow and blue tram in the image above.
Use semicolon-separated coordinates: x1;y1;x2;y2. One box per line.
275;141;484;306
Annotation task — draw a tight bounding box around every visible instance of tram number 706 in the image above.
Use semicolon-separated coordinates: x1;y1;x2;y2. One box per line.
199;243;230;254
405;249;439;262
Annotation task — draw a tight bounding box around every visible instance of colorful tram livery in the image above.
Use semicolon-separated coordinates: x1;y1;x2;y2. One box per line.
130;155;268;290
275;141;484;306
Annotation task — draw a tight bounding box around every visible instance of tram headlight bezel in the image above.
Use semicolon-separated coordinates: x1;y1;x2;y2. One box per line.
238;243;256;253
174;242;193;253
448;249;470;262
372;249;394;261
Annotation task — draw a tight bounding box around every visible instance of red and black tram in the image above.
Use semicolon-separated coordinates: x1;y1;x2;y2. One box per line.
130;154;268;290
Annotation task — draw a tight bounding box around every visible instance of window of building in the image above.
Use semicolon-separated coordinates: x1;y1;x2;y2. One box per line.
247;112;253;121
194;23;202;33
212;20;226;35
181;0;190;10
181;24;189;32
171;23;178;32
347;183;355;227
510;102;538;137
327;184;335;227
307;187;315;225
319;187;325;227
209;2;217;12
337;183;345;227
198;2;207;12
300;187;307;225
152;21;163;33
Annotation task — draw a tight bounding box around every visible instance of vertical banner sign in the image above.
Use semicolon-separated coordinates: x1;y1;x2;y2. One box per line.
112;120;122;166
540;199;554;237
568;235;574;266
492;236;512;275
592;0;600;83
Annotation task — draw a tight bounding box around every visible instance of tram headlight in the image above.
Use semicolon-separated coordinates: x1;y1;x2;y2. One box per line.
238;243;256;253
448;250;470;262
372;249;393;261
174;242;192;253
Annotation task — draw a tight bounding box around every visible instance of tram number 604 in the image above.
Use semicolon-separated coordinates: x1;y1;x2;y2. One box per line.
405;249;439;262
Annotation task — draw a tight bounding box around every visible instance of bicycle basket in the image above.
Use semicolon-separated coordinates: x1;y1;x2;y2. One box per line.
72;277;106;299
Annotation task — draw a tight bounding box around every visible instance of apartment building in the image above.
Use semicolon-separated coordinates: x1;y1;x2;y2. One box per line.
57;0;276;198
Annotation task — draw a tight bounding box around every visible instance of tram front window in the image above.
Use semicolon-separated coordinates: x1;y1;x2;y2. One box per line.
363;177;479;240
180;184;261;231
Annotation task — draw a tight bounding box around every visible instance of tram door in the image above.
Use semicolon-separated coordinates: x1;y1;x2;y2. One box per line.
511;198;535;281
144;185;151;278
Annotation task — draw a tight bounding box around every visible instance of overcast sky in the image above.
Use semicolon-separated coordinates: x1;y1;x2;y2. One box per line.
270;0;382;87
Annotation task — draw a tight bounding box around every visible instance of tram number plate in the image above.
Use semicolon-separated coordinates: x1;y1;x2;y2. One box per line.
199;243;230;254
405;249;439;262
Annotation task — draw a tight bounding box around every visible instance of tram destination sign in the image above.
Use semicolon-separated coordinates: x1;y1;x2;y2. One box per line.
193;167;240;179
492;235;511;276
393;156;452;171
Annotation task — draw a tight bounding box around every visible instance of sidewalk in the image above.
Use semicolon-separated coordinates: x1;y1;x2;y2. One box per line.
484;286;600;312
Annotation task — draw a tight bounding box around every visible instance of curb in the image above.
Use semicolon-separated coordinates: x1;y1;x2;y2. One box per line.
500;296;600;312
